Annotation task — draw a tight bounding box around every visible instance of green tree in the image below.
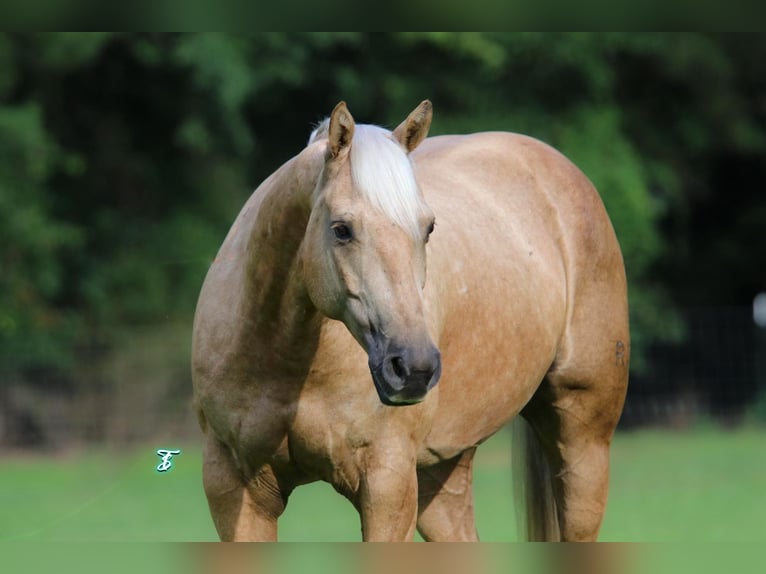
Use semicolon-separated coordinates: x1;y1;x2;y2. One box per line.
2;32;765;395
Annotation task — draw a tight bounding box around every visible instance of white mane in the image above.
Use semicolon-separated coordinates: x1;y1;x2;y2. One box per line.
310;120;428;238
308;119;329;144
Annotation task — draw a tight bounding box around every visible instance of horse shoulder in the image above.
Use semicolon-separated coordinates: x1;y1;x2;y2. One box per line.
192;148;324;395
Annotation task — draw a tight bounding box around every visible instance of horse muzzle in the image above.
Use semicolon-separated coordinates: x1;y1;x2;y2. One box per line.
369;342;442;406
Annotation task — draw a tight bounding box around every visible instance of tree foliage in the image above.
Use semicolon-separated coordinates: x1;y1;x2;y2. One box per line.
2;33;765;382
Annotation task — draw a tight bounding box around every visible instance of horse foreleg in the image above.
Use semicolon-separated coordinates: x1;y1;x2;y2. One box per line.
202;434;286;541
416;448;479;541
355;446;419;541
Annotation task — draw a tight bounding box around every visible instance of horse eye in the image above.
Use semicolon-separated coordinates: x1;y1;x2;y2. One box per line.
426;221;435;241
332;223;353;242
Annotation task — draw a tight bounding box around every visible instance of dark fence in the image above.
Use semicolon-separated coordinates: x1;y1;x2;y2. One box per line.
621;306;766;428
0;323;199;451
1;307;765;450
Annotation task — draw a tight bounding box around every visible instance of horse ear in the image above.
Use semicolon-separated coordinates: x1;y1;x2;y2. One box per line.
328;101;355;158
393;100;433;153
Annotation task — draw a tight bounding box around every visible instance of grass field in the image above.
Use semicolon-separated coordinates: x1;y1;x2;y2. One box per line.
1;426;764;542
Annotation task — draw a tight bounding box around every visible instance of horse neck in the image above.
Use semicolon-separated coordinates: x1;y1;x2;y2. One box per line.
242;158;322;375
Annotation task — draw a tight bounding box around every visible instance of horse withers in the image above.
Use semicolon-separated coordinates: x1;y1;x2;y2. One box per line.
191;100;629;541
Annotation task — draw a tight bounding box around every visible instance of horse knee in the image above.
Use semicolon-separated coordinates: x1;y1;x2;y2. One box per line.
416;450;478;541
202;436;286;541
356;448;419;541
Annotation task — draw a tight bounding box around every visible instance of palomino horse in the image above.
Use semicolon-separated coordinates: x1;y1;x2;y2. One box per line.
192;101;629;541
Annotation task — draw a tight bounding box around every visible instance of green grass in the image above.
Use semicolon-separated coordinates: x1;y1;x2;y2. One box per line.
0;427;764;542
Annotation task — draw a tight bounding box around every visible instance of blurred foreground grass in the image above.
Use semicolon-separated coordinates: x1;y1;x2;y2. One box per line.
0;427;764;542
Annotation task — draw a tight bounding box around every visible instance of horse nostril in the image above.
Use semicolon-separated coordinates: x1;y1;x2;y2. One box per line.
391;356;407;379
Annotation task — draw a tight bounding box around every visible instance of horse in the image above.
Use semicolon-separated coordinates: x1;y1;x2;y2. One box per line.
191;100;629;541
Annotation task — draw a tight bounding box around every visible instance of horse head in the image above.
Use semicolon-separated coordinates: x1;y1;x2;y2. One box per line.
299;101;441;406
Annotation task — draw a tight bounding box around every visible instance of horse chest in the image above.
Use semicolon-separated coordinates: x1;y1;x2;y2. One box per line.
286;384;433;485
